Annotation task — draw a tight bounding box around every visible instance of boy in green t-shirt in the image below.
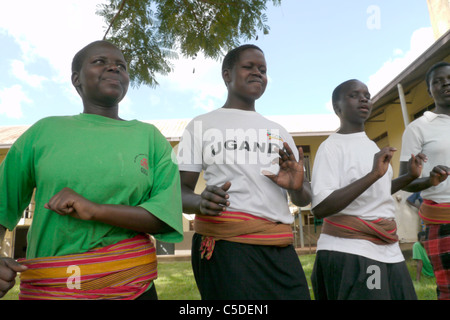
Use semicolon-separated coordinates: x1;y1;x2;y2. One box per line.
413;231;435;281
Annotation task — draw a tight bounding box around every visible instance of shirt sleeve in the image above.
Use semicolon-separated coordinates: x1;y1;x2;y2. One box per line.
0;127;37;231
176;119;203;172
400;123;423;162
138;129;183;243
311;141;341;209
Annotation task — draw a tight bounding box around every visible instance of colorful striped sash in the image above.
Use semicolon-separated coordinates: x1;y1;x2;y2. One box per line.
194;211;294;260
18;234;157;300
419;199;450;225
322;215;399;245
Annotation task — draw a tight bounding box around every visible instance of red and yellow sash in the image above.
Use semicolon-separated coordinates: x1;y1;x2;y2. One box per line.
322;215;399;245
18;234;157;300
194;211;294;260
419;199;450;225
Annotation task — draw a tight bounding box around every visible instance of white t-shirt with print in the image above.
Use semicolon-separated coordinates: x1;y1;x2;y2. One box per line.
177;108;299;224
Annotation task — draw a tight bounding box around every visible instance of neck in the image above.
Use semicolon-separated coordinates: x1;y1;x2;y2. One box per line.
83;103;122;120
337;122;365;134
434;104;450;116
222;97;256;112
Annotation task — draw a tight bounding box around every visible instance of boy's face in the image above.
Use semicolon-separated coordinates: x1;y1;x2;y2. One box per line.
428;65;450;108
334;80;372;125
223;48;268;102
73;43;130;106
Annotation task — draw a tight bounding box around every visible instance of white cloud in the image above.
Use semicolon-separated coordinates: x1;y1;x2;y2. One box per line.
0;85;32;119
0;0;108;84
367;27;435;95
118;96;135;119
322;27;435;114
10;60;47;88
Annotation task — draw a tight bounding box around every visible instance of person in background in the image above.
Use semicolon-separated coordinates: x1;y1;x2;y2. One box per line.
399;61;450;300
413;231;435;281
0;40;183;300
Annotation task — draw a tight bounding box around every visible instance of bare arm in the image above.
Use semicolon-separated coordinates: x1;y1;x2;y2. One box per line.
44;188;170;234
399;161;450;192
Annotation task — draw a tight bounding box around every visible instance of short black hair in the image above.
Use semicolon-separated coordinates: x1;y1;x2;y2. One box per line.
221;44;264;72
418;231;426;240
331;79;360;108
425;61;450;90
71;40;120;74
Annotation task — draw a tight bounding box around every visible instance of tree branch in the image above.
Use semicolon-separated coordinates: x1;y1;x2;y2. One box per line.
103;0;127;40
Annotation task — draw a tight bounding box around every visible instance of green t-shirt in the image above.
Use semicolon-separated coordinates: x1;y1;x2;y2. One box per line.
412;241;434;277
0;114;183;259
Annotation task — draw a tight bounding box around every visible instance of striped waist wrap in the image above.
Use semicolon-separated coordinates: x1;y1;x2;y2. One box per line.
194;211;294;260
419;199;450;225
18;234;157;300
322;215;399;245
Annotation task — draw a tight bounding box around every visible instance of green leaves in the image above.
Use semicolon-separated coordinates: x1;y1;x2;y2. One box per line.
96;0;281;88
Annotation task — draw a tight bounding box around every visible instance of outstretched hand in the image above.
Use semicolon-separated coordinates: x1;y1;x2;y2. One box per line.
199;181;231;216
263;142;304;191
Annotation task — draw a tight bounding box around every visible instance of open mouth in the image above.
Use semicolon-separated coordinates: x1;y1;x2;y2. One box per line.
359;105;371;112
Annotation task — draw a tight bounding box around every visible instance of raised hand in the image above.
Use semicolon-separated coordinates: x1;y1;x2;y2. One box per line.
371;147;396;179
407;153;427;179
263;142;304;191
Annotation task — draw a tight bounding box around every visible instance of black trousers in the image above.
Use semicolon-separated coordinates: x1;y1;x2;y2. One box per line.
311;250;417;300
191;233;311;300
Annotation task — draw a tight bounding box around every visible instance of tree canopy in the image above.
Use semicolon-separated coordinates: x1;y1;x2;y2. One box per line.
96;0;281;88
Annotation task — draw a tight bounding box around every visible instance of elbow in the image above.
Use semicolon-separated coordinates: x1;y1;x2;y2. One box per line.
311;206;327;220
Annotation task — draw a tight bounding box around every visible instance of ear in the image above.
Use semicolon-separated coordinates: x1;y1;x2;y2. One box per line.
71;71;80;87
222;69;231;86
71;71;82;95
332;103;341;116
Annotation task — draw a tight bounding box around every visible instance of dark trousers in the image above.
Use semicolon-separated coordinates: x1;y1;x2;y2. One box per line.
311;250;417;300
191;233;311;300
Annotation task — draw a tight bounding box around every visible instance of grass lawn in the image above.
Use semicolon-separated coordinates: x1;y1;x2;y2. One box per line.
1;254;437;300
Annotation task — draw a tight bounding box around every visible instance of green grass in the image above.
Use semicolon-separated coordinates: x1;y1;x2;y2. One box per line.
1;254;437;300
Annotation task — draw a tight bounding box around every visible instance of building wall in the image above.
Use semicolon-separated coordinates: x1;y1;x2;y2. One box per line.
427;0;450;39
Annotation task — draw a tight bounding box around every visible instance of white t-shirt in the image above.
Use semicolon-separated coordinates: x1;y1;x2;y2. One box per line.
177;108;299;224
400;111;450;203
311;132;404;263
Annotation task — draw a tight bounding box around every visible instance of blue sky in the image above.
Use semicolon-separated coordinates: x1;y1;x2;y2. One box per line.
0;0;435;126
